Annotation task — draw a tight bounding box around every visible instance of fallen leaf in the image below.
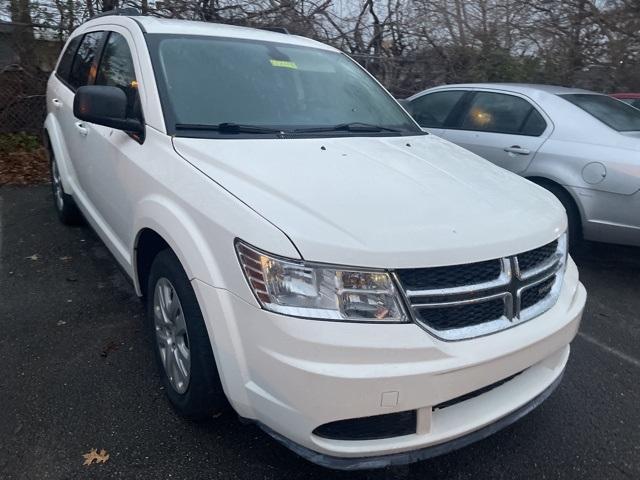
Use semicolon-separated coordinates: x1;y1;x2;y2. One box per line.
82;448;109;466
25;254;40;261
100;341;120;358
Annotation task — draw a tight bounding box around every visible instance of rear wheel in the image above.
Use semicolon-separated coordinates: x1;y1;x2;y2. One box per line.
536;180;581;247
146;249;227;419
50;152;82;225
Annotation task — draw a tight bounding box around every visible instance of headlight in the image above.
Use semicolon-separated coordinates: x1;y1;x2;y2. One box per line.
236;240;408;322
559;231;568;268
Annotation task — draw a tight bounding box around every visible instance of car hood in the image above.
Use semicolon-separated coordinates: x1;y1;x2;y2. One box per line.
172;134;566;268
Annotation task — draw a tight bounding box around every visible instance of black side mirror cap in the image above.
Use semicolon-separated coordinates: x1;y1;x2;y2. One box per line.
73;85;144;135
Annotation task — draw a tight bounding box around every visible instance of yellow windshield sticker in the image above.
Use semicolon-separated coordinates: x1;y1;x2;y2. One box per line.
270;59;298;69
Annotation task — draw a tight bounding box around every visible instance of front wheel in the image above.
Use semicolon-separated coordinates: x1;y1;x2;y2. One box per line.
146;249;228;419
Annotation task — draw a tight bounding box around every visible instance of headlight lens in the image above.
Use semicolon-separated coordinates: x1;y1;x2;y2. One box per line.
236;241;408;322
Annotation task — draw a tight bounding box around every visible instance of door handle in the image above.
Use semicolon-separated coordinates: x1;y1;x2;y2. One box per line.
503;145;530;155
52;98;63;108
75;122;88;136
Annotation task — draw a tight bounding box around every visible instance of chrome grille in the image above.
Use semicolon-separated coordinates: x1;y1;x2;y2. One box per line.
395;260;501;290
395;234;567;341
517;240;558;272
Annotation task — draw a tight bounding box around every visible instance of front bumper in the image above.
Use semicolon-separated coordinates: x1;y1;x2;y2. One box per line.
193;257;586;465
260;367;565;470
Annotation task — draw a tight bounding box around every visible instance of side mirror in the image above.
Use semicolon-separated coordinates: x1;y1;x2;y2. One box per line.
73;85;143;134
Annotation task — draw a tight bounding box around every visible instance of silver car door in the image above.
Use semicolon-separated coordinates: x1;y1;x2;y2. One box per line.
444;91;551;173
406;89;468;137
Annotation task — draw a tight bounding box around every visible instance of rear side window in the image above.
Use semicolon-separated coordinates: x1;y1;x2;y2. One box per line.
620;98;640;109
521;109;547;136
562;94;640;132
96;32;139;116
409;91;465;128
459;92;546;136
67;31;104;90
56;36;82;82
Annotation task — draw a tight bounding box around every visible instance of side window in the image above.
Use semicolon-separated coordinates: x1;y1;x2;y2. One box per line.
460;92;546;136
56;36;82;83
67;31;104;90
96;32;139;117
521;109;547;136
409;91;465;128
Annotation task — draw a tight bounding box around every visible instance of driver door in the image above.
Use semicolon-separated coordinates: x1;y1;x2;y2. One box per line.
73;28;146;264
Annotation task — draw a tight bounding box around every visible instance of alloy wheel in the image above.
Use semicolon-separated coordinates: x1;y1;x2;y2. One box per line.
153;277;191;394
51;159;64;211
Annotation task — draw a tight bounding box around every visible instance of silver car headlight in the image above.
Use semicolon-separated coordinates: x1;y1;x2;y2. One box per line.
236;240;408;322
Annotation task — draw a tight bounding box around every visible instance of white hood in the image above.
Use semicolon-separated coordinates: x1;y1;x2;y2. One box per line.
173;134;566;268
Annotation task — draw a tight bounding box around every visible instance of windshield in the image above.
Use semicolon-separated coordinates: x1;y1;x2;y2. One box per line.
561;94;640;132
147;34;420;137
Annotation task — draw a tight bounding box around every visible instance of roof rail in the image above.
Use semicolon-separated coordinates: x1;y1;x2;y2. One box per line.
258;26;290;35
90;7;141;20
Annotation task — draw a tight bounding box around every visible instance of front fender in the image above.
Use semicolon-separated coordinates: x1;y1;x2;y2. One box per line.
132;195;220;296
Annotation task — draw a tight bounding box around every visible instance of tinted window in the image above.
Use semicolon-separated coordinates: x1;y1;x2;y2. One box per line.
148;35;419;135
408;91;465;128
56;36;82;82
621;98;640;109
562;94;640;132
460;92;545;135
96;32;138;115
521;109;547;136
68;31;104;90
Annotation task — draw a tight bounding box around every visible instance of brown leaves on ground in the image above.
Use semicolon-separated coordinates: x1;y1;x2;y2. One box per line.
0;148;49;185
82;448;110;466
0;133;49;185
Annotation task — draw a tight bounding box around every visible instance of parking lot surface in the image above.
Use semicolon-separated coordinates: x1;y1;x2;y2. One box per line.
1;185;639;480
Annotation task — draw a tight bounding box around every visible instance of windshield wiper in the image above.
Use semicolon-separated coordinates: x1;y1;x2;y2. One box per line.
293;122;404;134
175;122;284;134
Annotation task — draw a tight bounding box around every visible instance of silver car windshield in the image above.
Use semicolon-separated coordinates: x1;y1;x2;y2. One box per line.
148;34;420;136
561;94;640;132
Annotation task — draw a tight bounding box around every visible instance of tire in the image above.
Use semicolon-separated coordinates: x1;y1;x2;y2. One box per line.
537;181;581;247
50;151;83;225
146;249;228;419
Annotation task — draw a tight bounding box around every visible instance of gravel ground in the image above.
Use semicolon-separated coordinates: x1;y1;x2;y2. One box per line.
1;185;639;480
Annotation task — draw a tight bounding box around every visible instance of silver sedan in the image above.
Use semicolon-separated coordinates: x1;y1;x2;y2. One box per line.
404;84;640;247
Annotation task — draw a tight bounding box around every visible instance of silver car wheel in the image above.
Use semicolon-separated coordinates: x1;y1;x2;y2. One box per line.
51;159;64;211
153;277;191;394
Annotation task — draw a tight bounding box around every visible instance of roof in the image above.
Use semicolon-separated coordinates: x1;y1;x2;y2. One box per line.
84;15;335;52
610;93;640;99
428;83;598;96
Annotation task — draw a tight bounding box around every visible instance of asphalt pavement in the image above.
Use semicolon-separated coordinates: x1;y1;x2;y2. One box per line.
1;185;639;479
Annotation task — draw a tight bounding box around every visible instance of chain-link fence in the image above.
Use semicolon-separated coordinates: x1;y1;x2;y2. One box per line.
0;21;62;135
0;65;50;134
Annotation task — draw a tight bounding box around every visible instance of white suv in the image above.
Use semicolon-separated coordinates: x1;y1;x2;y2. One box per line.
45;11;586;470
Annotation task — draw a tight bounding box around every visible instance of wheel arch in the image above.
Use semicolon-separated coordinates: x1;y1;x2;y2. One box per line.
525;176;584;230
132;197;222;297
43;113;76;194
